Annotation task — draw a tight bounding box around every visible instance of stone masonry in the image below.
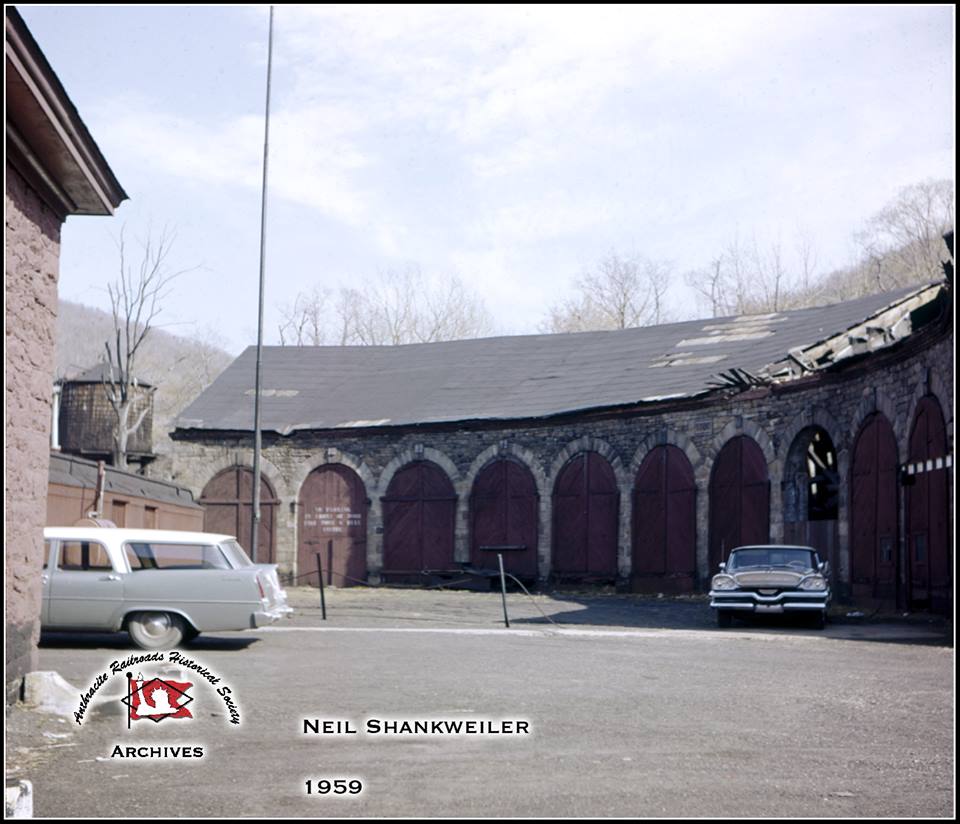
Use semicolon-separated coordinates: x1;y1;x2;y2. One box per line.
168;327;953;601
5;163;62;697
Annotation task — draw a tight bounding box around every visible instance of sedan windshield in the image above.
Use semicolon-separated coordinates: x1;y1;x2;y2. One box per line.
728;548;816;570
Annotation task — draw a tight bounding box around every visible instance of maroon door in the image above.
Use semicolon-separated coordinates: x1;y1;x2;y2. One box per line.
199;466;278;562
299;465;367;587
470;459;538;578
850;413;898;602
906;397;950;611
633;445;696;592
552;452;619;579
382;461;456;576
708;436;769;572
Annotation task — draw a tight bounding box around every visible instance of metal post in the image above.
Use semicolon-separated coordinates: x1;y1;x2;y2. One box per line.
316;550;327;621
250;5;275;563
498;553;510;628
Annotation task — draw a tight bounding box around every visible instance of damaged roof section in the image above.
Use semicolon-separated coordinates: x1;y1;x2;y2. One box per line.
175;282;947;435
764;283;945;381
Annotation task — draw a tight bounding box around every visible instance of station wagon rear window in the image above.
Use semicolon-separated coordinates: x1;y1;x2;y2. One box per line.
124;542;231;571
219;539;254;568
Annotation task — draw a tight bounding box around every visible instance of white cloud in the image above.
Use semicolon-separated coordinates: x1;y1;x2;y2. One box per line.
96;98;373;227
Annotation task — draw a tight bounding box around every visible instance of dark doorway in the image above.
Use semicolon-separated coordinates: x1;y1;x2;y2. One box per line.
552;452;619;580
199;466;278;563
850;413;898;604
382;461;456;579
906;397;951;612
632;445;696;593
470;459;539;578
298;465;367;587
783;427;840;592
708;436;770;572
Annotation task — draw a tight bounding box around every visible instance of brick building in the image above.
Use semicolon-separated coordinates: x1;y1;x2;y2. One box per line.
5;7;126;696
170;280;953;613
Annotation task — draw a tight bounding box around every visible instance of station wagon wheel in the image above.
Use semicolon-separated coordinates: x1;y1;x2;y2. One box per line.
127;611;186;650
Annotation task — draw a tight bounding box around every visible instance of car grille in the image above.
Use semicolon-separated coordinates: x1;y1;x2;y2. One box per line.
733;571;803;588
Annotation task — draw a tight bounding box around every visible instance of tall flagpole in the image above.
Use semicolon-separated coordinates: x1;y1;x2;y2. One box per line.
251;5;274;563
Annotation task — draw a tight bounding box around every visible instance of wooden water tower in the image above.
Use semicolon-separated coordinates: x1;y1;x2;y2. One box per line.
54;363;155;469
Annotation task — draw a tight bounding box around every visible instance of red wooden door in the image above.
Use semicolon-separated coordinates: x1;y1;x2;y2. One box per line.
633;445;696;592
906;397;950;610
850;413;898;602
382;461;456;575
299;465;367;587
200;466;278;562
708;436;769;571
552;452;619;579
470;460;538;578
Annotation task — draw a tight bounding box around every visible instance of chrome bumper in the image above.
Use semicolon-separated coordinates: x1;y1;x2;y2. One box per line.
253;602;294;627
710;590;830;612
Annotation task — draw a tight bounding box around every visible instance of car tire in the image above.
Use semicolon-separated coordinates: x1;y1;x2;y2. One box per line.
716;610;733;628
127;612;186;650
811;611;827;630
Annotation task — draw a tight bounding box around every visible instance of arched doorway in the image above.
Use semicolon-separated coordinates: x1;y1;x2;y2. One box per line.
708;436;769;572
906;397;950;611
199;466;278;563
552;452;619;580
298;464;367;587
381;461;456;580
632;445;696;592
783;427;840;589
470;459;539;579
850;413;898;603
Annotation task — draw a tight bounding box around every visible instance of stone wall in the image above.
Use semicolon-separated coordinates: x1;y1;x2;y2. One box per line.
5;162;62;699
168;327;953;602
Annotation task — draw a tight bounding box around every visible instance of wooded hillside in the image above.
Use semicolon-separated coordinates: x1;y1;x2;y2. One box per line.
55;300;233;457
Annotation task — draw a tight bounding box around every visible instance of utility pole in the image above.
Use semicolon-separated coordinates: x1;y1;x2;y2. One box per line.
251;5;274;563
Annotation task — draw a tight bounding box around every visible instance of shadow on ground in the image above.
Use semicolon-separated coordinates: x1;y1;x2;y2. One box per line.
39;632;258;652
507;591;953;646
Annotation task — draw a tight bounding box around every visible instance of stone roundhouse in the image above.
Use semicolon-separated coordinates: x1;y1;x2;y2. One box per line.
169;281;953;613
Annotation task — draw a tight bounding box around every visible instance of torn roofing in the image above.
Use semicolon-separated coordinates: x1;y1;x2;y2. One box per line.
175;282;944;435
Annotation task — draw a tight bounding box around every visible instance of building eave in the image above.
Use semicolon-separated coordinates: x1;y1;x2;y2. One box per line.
5;7;127;218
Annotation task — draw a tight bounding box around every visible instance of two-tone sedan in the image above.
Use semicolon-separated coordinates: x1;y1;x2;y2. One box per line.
709;545;831;629
42;527;293;649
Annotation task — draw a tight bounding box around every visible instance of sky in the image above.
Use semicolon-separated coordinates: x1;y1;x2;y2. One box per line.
18;4;955;355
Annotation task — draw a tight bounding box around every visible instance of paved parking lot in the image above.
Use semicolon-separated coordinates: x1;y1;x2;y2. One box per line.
7;588;954;818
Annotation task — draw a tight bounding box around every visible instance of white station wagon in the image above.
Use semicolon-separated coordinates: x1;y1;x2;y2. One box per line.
41;527;292;649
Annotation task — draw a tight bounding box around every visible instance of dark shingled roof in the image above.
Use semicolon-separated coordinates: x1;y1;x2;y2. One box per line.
175;283;941;435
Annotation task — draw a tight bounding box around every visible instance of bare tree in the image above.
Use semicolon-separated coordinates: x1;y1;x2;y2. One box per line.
102;225;194;470
795;226;819;294
277;286;340;346
277;267;494;347
853;178;954;290
685;256;729;318
543;252;672;333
